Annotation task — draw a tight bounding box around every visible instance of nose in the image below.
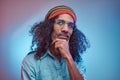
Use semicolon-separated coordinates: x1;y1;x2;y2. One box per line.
61;23;69;32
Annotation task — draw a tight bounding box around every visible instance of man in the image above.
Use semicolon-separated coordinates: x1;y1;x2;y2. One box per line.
21;5;89;80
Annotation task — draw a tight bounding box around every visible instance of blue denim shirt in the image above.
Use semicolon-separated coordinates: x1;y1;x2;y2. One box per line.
21;50;86;80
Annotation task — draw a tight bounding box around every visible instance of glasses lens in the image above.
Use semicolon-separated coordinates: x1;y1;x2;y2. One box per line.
68;22;74;29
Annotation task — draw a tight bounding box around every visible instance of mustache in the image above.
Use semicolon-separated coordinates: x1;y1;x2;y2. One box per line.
56;32;70;40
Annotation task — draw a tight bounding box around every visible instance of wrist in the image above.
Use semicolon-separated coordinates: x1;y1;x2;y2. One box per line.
65;53;73;62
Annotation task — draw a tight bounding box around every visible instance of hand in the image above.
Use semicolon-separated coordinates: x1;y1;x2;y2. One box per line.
52;38;72;59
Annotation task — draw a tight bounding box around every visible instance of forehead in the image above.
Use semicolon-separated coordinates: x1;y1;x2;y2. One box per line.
57;14;74;23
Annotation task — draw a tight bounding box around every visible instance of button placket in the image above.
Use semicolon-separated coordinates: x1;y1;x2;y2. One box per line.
54;60;63;80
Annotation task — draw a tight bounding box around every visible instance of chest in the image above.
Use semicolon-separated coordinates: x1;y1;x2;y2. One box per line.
35;58;70;80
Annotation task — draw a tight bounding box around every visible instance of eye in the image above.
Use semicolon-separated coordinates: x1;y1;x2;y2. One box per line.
56;19;65;25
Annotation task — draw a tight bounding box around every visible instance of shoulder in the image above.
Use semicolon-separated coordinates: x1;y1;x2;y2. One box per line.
75;58;87;80
22;51;38;66
75;57;86;72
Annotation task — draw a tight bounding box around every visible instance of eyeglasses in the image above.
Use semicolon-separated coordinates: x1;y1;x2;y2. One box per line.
55;19;75;29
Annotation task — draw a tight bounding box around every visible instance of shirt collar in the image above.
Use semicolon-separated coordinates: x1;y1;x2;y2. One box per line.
39;49;65;63
39;49;55;60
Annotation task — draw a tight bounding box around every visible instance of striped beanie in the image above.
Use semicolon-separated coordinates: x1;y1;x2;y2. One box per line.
45;5;76;22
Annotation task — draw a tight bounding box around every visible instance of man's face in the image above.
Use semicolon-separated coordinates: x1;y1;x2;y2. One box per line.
52;14;75;42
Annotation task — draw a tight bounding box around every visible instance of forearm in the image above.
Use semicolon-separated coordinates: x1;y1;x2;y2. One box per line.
52;38;84;80
65;56;84;80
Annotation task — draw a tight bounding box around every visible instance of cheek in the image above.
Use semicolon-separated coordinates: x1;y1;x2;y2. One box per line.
53;24;61;34
69;29;73;36
51;25;61;40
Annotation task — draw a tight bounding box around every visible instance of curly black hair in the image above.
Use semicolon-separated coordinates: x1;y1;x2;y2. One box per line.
29;16;89;62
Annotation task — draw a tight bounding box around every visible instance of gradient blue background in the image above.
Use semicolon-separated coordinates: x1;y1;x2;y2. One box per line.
0;0;120;80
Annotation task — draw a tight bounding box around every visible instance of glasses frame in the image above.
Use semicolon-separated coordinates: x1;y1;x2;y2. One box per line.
55;19;76;30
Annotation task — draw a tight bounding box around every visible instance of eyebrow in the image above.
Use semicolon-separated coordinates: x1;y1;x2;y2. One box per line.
57;18;74;23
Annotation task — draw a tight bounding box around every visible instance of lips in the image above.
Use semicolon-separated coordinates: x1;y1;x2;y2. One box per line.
58;35;67;39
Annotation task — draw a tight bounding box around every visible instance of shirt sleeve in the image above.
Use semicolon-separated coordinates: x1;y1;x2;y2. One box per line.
21;55;36;80
76;60;87;80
